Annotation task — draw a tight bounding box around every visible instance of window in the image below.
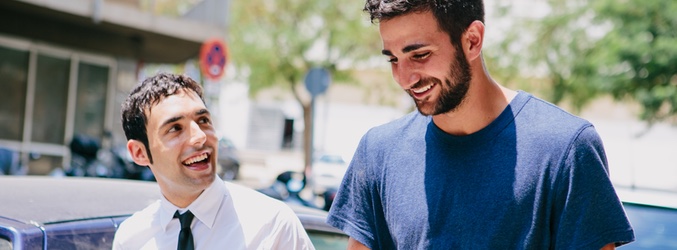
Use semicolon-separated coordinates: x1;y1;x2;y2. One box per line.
74;62;109;139
307;231;349;250
31;54;70;144
0;36;114;174
0;237;11;250
0;46;28;141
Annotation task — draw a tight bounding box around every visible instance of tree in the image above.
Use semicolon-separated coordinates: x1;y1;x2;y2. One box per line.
227;0;383;171
590;0;677;124
491;0;677;125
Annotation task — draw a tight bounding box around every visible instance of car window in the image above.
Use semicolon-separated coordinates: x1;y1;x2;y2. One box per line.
306;230;349;250
0;237;10;250
623;202;677;249
318;155;345;164
219;138;235;149
44;218;117;249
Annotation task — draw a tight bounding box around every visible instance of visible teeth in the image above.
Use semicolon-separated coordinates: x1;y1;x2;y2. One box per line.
183;153;208;165
412;83;433;94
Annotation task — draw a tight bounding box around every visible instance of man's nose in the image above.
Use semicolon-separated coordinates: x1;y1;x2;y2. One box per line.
188;121;207;146
395;61;421;88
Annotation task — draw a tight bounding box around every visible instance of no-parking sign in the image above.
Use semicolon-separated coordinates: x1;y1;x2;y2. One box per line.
199;38;228;81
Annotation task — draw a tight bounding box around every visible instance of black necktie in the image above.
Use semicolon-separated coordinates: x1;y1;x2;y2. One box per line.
174;210;195;250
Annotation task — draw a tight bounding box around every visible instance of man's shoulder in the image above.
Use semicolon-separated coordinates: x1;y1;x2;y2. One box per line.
224;181;290;210
222;181;299;226
518;92;592;131
514;92;602;150
119;200;161;226
114;200;161;242
364;111;428;140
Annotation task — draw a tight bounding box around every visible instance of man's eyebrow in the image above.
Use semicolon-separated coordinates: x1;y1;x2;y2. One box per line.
381;43;428;56
159;109;209;128
160;116;183;128
196;109;210;116
402;43;427;53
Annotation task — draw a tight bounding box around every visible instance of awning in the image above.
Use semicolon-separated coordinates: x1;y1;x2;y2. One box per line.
0;0;226;64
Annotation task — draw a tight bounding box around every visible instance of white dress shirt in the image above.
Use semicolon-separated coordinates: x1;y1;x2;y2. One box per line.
112;177;315;250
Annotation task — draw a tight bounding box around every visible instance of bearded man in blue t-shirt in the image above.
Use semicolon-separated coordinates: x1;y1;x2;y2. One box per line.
326;0;635;249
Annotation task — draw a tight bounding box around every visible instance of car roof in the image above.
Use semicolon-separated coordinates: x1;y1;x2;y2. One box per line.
0;176;160;225
616;186;677;210
0;176;343;235
286;203;344;234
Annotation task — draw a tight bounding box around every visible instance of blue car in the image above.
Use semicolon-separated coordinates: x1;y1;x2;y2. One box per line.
616;187;677;249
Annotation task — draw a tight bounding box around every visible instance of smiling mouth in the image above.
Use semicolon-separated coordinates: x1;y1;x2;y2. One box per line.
411;83;434;94
408;82;436;98
182;153;209;166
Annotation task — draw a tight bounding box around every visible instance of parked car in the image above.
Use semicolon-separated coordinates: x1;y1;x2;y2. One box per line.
217;137;241;181
0;176;347;249
616;187;677;249
310;153;348;195
0;147;23;175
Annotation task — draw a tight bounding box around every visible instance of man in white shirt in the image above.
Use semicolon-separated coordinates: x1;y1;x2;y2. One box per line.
114;72;314;250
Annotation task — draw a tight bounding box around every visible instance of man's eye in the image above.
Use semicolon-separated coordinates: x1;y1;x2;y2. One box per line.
413;52;431;60
168;125;181;133
199;117;211;124
387;57;398;64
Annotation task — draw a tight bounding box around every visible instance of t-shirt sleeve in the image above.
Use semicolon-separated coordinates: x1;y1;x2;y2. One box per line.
326;133;379;249
551;125;635;249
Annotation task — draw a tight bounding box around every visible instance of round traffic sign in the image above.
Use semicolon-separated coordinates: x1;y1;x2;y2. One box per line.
304;67;331;97
199;38;228;80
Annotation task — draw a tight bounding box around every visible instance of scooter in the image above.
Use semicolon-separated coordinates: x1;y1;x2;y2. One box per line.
257;171;318;209
65;134;110;177
109;144;155;181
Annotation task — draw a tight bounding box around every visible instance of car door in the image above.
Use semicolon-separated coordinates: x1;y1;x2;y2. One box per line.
43;217;119;249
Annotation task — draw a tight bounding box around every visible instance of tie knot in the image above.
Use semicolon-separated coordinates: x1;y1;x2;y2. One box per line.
174;210;194;229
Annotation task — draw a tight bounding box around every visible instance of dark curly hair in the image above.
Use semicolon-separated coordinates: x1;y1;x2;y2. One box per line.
364;0;484;51
121;72;205;163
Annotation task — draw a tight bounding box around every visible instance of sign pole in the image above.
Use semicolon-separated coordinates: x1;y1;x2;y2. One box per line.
304;67;331;193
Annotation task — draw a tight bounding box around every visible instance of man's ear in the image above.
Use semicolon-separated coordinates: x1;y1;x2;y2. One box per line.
127;140;151;166
463;20;485;62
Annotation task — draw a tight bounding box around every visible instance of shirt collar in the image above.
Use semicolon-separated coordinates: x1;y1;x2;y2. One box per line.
159;176;227;231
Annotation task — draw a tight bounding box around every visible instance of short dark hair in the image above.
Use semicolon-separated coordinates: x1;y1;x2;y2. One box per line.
364;0;484;50
121;72;205;163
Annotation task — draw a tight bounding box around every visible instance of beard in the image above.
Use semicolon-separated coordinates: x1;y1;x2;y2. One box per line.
410;47;472;116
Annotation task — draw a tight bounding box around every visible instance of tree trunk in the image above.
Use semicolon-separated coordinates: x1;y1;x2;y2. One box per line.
302;102;313;177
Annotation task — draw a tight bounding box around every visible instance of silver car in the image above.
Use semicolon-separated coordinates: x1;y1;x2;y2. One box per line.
0;176;347;249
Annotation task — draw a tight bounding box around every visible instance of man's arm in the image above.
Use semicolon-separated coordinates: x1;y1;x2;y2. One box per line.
347;237;370;250
601;243;615;250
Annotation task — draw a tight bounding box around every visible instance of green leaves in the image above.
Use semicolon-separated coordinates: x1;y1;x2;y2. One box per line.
228;0;381;100
492;0;677;123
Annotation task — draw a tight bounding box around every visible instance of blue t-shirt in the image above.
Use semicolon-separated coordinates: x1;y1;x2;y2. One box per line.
326;91;634;249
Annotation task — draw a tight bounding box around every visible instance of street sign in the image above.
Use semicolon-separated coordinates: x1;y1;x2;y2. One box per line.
304;67;331;97
199;38;228;81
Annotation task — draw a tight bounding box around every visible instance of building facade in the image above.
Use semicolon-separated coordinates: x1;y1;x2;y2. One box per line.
0;0;227;175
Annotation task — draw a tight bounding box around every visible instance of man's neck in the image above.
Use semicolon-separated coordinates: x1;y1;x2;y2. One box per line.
161;179;213;208
432;76;516;136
